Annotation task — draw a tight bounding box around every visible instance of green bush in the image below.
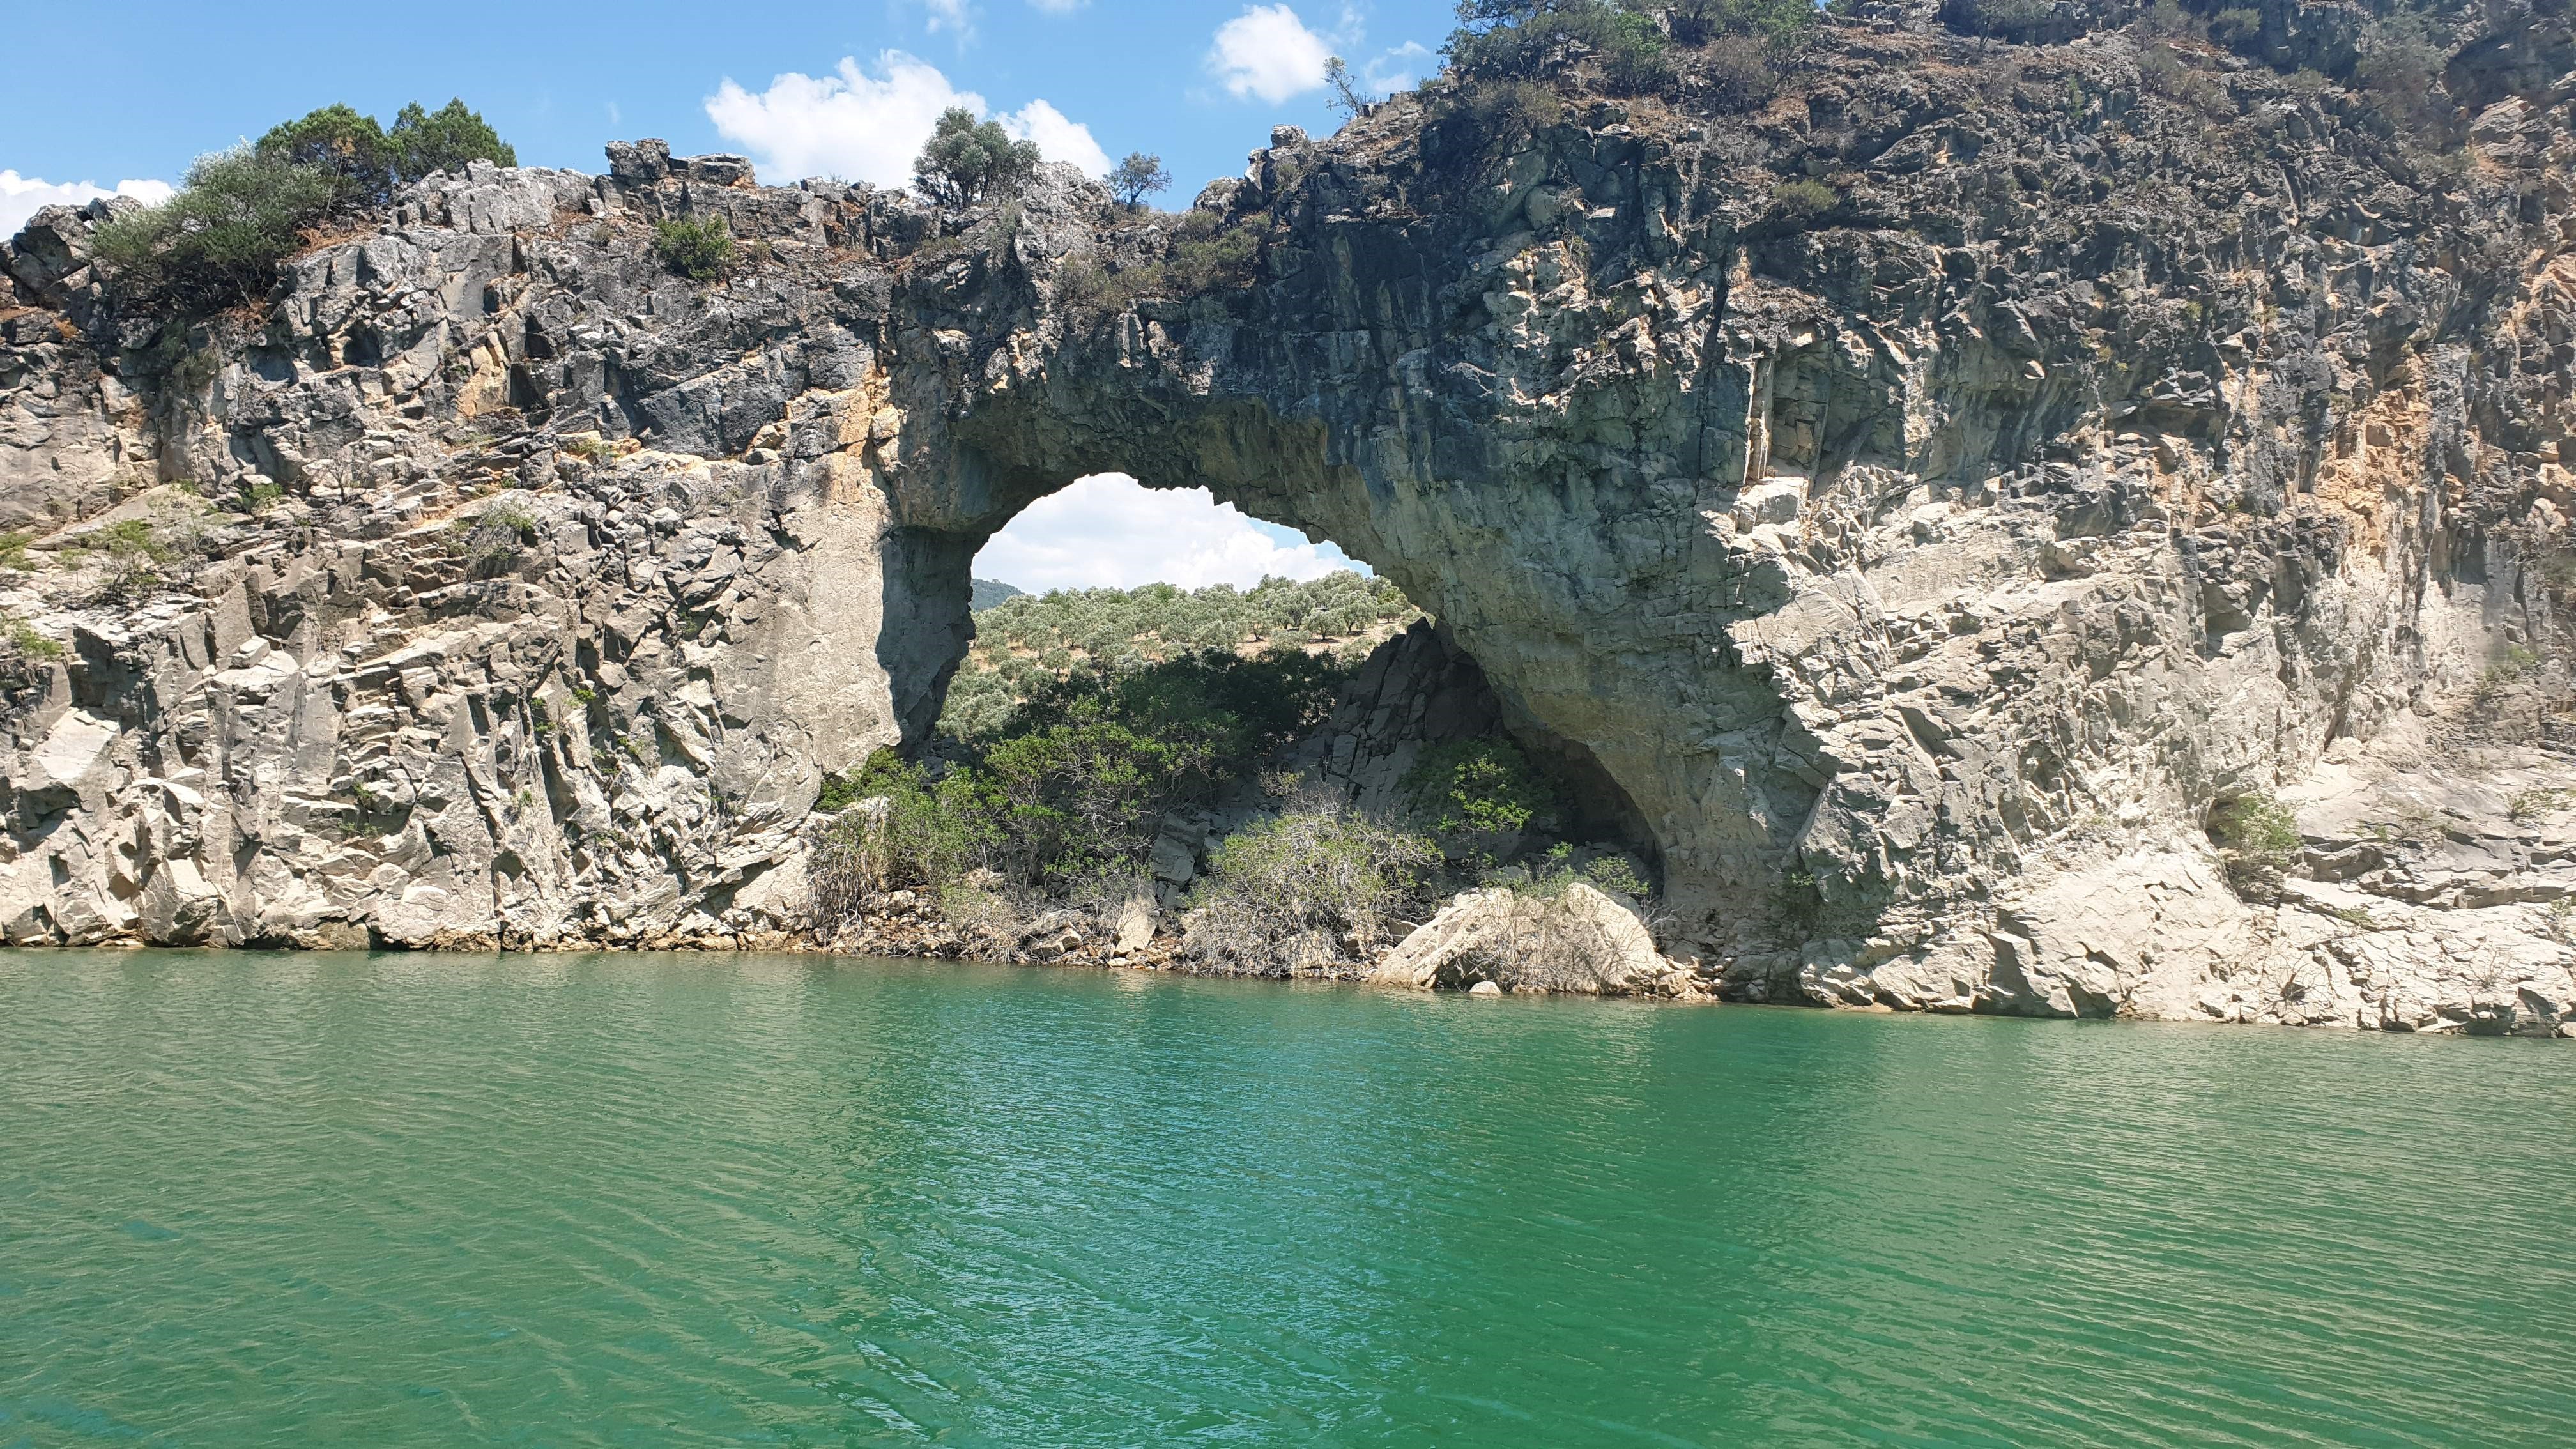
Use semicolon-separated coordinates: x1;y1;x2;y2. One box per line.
385;100;518;180
1181;801;1439;976
1446;0;1672;91
0;611;66;683
0;531;31;571
254;98;517;213
1769;178;1839;222
914;106;1043;209
447;502;539;576
808;751;997;928
1945;0;2055;42
1402;736;1561;852
98;100;514;321
93;148;341;314
2207;7;2264;54
2352;10;2451;139
940;571;1417;737
651;216;737;281
1669;0;1820;46
953;649;1352;889
2209;791;2303;896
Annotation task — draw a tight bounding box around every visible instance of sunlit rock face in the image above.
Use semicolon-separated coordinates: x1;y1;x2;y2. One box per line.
4;17;2574;1030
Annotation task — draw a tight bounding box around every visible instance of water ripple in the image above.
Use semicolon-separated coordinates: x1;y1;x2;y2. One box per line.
2;953;2570;1447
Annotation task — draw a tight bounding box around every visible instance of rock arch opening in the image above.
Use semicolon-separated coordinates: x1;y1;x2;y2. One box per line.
862;459;1664;894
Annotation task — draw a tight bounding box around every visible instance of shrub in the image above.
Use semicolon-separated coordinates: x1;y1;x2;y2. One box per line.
1670;0;1820;47
1402;737;1561;856
0;612;66;691
2207;7;2264;55
807;750;993;928
1056;256;1145;315
254;98;516;213
238;479;286;515
1945;0;2055;42
93;148;341;315
1446;0;1669;89
1778;864;1825;931
2352;11;2451;138
651;216;737;281
0;531;31;571
1769;178;1839;222
1510;842;1652;902
2209;790;2303;897
1163;212;1263;293
1181;800;1439;977
385;100;518;180
1702;34;1787;111
448;502;539;576
98;100;514;321
254;103;397;213
914;106;1043;210
75;512;203;602
1108;151;1169;209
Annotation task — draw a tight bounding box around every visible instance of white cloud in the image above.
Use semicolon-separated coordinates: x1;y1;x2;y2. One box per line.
705;52;1107;187
1;171;172;243
977;473;1360;592
1363;41;1435;96
1206;4;1335;104
924;0;974;40
999;100;1110;178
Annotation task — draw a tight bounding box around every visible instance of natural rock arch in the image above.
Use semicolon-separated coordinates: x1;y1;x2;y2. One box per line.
6;24;2573;1029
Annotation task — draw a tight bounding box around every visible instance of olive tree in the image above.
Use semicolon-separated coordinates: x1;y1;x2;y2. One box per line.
913;107;1043;209
1108;151;1170;209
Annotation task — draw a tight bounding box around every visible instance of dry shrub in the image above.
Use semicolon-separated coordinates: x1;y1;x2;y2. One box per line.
1181;797;1438;977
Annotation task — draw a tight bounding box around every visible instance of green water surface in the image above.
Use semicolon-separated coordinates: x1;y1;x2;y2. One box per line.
2;951;2570;1447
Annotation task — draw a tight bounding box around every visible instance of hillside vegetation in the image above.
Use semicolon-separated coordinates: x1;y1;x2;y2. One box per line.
939;571;1419;740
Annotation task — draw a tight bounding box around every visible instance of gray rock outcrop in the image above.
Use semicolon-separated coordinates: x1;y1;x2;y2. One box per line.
5;13;2576;1031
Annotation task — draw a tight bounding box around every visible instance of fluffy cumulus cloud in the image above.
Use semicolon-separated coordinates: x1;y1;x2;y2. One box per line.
977;474;1360;592
1000;100;1110;180
705;52;1108;188
0;172;171;243
1205;4;1335;104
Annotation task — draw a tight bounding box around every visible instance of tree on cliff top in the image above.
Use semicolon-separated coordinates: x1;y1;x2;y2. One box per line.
913;107;1043;210
1108;152;1170;210
255;99;518;213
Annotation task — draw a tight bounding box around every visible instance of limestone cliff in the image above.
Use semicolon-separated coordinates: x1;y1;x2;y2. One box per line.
5;11;2575;1031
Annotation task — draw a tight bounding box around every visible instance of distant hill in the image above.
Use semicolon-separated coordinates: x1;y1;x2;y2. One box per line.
941;571;1422;740
970;578;1026;612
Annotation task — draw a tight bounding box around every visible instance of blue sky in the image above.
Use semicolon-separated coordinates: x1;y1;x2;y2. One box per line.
6;1;1443;590
6;1;1452;215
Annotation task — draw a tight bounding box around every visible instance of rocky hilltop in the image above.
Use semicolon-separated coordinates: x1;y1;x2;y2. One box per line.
6;1;2575;1032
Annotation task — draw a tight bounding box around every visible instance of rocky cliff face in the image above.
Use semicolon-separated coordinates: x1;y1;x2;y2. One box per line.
6;13;2575;1031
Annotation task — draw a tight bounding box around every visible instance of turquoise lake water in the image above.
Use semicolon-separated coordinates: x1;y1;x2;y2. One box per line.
2;950;2570;1447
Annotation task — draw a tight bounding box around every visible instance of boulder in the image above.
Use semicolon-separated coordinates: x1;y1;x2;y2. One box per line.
1368;884;1688;996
